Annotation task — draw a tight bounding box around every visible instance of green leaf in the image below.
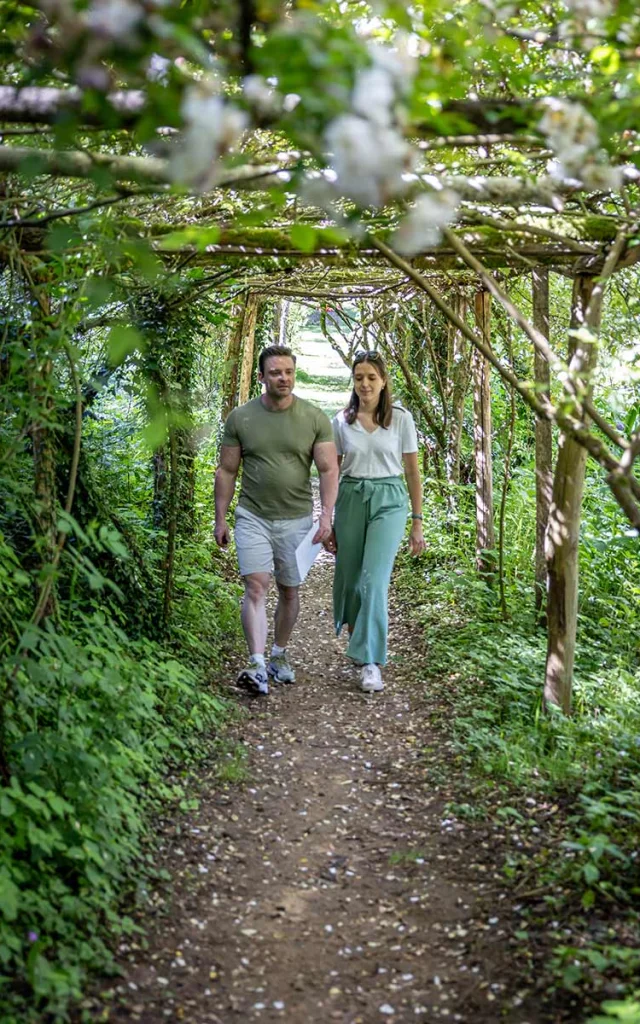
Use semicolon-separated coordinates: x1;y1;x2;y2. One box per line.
107;326;145;367
48;223;84;252
290;224;318;253
155;226;221;251
82;276;114;309
589;45;620;75
0;794;16;817
585;949;610;971
142;411;169;451
0;869;19;922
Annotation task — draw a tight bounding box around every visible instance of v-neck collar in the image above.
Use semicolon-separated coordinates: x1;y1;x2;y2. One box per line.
354;416;379;435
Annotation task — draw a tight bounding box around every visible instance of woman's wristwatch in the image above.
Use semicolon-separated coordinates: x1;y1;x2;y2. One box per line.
411;513;423;520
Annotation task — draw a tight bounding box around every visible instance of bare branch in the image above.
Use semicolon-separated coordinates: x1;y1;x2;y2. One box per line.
0;189;156;228
370;235;640;523
441;226;630;453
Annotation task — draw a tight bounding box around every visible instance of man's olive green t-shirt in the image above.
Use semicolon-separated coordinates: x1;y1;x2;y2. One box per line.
222;396;334;520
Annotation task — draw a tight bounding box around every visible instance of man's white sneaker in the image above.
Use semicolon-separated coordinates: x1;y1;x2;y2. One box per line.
236;664;269;696
268;650;296;684
360;663;384;692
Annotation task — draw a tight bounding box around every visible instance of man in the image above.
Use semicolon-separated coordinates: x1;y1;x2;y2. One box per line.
214;345;338;695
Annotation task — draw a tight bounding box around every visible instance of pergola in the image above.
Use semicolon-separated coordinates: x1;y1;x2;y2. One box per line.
2;74;639;716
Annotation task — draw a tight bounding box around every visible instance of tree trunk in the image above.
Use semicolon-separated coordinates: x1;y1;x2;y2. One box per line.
532;269;552;623
445;294;470;487
473;289;496;577
238;293;260;405
162;427;178;630
26;297;57;619
544;275;599;714
221;295;248;419
152;448;168;528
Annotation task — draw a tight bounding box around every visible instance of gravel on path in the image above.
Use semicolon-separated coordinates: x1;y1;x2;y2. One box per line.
99;561;541;1024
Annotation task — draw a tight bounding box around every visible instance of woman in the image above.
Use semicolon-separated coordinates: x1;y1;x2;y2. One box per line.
328;351;426;693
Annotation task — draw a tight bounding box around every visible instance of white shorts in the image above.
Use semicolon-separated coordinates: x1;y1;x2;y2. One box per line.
234;506;313;586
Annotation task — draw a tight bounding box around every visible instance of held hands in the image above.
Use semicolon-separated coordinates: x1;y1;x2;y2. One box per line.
214;520;231;548
408;521;426;557
323;528;337;555
313;512;333;546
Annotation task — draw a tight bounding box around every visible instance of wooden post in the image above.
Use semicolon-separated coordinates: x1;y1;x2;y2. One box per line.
473;289;496;577
238;294;260;406
278;299;289;346
445;294;470;487
532;269;553;624
272;299;282;344
544;275;598;714
221;295;248;419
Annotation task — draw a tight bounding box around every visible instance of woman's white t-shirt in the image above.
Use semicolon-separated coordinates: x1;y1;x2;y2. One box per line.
332;406;418;478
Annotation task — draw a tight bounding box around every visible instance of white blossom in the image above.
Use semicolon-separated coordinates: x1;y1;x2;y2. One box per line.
562;0;611;20
169;84;248;189
539;98;599;174
539;98;621;192
325;113;415;208
581;162;624;191
86;0;142;38
243;75;281;116
300;171;340;215
390;190;460;257
369;32;418;92
352;67;396;127
321;35;420;210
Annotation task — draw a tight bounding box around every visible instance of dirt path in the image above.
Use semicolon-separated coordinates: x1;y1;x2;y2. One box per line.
101;560;543;1024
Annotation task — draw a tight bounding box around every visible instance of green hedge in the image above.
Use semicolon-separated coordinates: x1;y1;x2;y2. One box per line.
0;612;230;1021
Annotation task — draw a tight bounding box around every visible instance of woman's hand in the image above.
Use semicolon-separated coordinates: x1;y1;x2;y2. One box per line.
408;521;426;557
323;528;337;555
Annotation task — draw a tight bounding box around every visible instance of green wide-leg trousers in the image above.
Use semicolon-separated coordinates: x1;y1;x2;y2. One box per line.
333;476;408;666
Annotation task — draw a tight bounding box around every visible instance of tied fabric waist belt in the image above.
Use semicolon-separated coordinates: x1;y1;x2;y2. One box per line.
340;475;404;501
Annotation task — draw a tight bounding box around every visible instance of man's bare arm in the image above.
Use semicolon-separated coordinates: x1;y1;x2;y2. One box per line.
323;453;342;553
312;440;339;544
214;445;242;547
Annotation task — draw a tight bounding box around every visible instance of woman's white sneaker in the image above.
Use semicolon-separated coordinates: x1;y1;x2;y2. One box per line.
360;664;384;692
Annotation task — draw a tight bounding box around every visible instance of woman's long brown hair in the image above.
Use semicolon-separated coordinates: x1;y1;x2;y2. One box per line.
344;351;393;428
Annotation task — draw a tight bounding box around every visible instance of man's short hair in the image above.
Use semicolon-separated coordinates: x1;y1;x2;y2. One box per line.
258;345;297;375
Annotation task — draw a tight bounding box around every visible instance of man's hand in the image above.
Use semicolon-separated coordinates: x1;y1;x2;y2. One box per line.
312;513;333;545
214;521;231;548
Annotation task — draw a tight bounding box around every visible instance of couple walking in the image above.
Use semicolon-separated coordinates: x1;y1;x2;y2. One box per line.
214;345;425;695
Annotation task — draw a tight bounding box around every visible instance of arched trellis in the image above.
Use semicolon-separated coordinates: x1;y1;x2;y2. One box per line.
3;9;640;1008
2;76;639;717
148;222;637;719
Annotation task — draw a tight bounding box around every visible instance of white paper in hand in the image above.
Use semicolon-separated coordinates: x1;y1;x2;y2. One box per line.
295;521;323;583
